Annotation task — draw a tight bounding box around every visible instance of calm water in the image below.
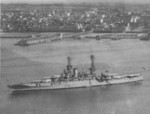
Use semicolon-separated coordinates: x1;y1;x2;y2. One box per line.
1;38;150;114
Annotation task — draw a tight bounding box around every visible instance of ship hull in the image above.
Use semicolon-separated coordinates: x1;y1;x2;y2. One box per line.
10;76;143;92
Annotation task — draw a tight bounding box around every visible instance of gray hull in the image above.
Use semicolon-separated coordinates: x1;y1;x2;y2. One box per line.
12;76;143;92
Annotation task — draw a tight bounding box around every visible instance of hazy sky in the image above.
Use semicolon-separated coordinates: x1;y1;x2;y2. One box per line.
1;0;150;4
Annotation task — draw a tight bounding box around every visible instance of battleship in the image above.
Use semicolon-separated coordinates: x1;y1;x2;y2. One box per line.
8;55;143;92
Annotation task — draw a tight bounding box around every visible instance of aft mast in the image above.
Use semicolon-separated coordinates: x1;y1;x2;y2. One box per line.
67;56;72;73
90;55;96;75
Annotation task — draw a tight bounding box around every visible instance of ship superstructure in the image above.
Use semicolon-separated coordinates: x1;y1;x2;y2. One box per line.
8;55;143;91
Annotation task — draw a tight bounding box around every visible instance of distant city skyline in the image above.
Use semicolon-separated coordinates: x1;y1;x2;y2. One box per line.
1;0;150;4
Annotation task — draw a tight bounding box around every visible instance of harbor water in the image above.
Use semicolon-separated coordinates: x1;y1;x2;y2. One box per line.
1;38;150;114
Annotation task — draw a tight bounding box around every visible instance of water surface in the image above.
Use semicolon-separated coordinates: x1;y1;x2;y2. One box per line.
1;38;150;114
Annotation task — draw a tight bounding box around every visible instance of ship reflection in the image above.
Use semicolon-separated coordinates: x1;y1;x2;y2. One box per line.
8;83;142;104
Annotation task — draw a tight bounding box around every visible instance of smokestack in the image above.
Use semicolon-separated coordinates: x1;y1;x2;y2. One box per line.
73;68;78;78
90;55;95;74
60;33;63;40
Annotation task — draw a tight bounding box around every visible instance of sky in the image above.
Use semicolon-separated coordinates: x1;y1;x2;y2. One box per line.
1;0;150;4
